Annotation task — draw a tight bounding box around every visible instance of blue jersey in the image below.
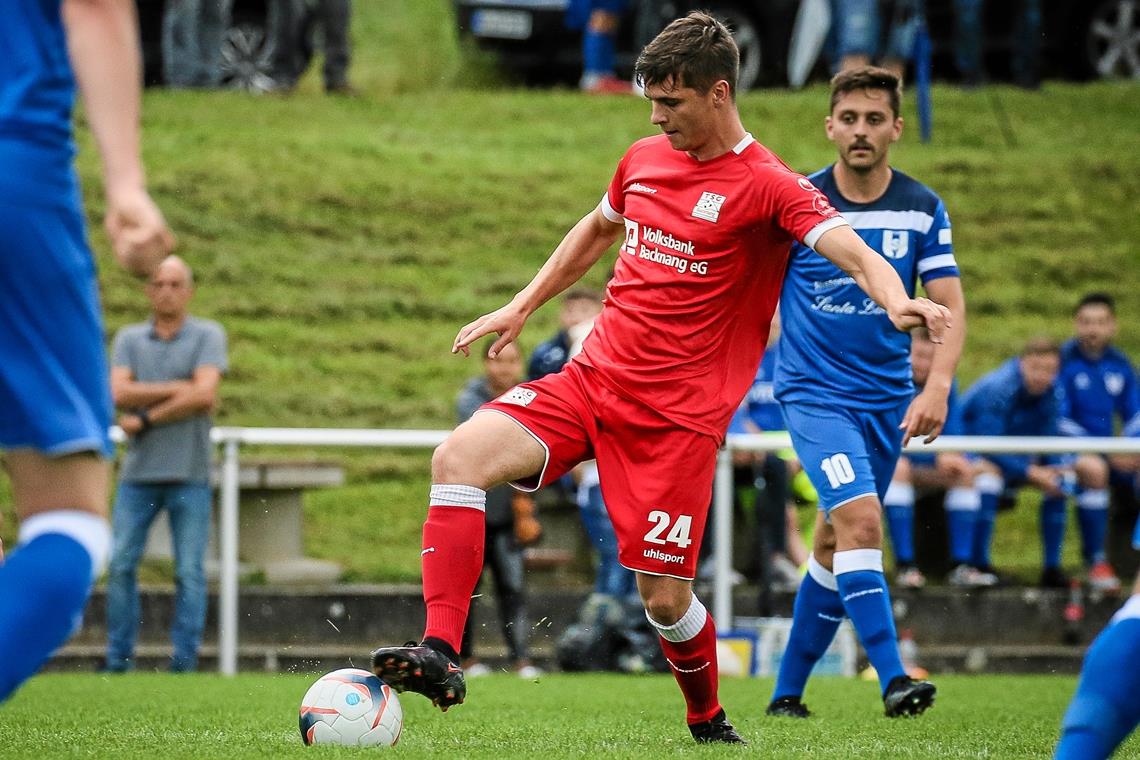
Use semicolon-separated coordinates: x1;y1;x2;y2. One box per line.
0;0;79;208
960;358;1062;479
775;166;958;410
1058;339;1140;438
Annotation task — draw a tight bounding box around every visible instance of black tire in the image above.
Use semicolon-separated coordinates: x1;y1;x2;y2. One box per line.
1081;0;1140;79
705;5;763;91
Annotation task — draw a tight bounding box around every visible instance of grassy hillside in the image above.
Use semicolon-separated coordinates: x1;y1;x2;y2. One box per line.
2;1;1138;583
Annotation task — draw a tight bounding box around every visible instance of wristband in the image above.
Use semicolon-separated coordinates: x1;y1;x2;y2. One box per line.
136;410;152;433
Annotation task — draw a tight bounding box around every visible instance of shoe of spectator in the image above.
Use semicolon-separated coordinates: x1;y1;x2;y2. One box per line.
1040;566;1071;589
583;75;633;95
696;557;745;586
948;564;998;588
464;661;492;678
516;663;542;680
1088;561;1122;594
895;565;927;589
326;83;359;96
771;555;803;591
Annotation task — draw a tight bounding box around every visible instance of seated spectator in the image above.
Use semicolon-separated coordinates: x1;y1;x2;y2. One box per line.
960;337;1112;589
952;0;1041;88
456;342;542;679
565;0;633;94
832;0;921;81
889;328;995;588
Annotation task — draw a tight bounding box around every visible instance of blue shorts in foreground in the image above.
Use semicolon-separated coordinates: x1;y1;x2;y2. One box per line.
0;198;112;457
783;399;909;511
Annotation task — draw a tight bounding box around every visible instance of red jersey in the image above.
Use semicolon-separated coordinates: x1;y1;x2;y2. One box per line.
575;133;846;439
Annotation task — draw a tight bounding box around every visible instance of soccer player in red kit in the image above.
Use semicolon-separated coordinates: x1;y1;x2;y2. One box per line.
371;11;951;744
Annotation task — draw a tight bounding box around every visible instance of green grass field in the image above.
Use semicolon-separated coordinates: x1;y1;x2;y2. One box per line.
2;672;1135;759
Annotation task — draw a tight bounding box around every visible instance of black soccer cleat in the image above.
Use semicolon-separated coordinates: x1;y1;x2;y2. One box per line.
370;641;467;711
883;675;937;718
766;695;812;718
689;709;747;744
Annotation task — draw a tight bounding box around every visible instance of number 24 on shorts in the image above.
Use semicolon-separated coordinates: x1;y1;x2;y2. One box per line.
644;510;693;548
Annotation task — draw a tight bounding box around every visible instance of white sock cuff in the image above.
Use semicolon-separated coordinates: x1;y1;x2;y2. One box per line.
646;593;707;643
883;482;915;507
945;487;982;512
833;548;883;576
1077;489;1110;510
1111;595;1140;624
18;510;110;578
807;554;838;591
975;472;1004;495
429;484;487;510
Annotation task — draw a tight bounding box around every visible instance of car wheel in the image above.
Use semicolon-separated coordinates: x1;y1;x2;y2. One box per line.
707;5;763;91
220;21;277;93
1084;0;1140;78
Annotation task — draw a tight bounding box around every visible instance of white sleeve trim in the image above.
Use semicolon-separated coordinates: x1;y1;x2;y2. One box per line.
917;253;958;274
803;216;849;249
599;193;623;223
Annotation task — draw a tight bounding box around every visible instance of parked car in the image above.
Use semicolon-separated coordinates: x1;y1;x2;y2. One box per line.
137;0;277;91
453;0;1140;89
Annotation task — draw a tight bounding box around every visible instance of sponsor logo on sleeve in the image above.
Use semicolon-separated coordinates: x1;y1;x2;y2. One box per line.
498;387;538;407
692;191;727;223
629;182;657;194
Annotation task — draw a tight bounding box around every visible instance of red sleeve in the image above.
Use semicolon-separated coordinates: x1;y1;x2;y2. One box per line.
756;167;845;247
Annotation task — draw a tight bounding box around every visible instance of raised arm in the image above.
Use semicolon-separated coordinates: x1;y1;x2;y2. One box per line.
813;224;951;341
63;0;174;276
453;205;623;358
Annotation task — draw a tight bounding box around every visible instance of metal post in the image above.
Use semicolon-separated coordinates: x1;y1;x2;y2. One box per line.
712;447;734;627
219;437;240;675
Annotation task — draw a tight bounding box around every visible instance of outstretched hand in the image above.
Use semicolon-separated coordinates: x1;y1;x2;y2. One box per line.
452;301;529;358
889;297;952;343
899;388;948;446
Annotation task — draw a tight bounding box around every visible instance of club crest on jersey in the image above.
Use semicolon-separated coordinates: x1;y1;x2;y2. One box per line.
1106;372;1125;396
881;230;909;259
692;191;726;223
498;387;537;407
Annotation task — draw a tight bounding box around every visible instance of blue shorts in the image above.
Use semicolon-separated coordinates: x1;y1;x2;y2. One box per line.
0;198;112;457
782;399;909;512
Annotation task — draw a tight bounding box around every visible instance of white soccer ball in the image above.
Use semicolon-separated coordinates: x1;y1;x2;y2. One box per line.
298;668;403;747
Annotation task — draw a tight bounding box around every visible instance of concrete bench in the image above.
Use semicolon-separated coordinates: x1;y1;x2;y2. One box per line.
143;460;345;585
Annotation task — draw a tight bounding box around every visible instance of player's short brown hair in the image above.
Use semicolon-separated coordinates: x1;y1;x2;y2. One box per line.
830;66;902;117
1021;335;1061;358
635;11;740;98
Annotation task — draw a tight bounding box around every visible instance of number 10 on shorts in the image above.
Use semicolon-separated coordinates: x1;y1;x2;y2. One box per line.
820;453;855;489
644;510;693;548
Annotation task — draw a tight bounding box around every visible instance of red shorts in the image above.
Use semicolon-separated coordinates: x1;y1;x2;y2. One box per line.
478;361;718;580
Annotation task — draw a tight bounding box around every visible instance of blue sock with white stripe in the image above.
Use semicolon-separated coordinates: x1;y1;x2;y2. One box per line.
1041;495;1067;570
771;556;845;701
944;486;980;565
883;482;916;566
972;472;1003;568
1076;489;1110;565
1055;597;1140;760
834;549;906;695
0;511;109;702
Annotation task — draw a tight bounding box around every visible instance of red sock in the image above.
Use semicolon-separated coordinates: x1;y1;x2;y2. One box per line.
420;487;486;653
653;597;722;724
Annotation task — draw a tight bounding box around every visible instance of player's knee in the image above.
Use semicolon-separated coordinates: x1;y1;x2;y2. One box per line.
431;436;477;485
892;457;912;483
640;588;690;626
1075;455;1109;489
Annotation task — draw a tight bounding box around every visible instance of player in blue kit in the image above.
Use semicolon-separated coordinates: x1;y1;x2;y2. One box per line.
766;67;965;719
0;0;175;702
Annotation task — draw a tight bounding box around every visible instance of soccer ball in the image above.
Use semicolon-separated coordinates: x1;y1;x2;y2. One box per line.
298;668;403;747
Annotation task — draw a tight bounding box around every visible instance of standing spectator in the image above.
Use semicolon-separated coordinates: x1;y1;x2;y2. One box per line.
103;256;227;673
953;0;1041;88
270;0;354;94
163;0;232;88
456;342;542;679
833;0;921;81
959;337;1112;589
566;0;632;94
0;0;175;703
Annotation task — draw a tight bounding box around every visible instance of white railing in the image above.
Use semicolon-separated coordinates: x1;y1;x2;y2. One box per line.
113;427;1140;675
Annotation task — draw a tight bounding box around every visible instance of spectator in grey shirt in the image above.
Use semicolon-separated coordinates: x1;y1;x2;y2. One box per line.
103;256;227;673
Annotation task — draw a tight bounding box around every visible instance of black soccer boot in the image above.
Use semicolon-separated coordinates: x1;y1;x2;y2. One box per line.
883;675;937;717
766;695;812;718
370;641;467;711
689;709;747;744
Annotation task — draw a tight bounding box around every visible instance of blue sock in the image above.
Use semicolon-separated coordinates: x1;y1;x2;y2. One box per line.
1041;495;1067;570
944;487;980;565
0;511;108;702
883;482;916;566
973;473;1003;568
772;557;845;701
1056;601;1140;760
1076;489;1109;565
582;29;615;79
834;549;906;695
